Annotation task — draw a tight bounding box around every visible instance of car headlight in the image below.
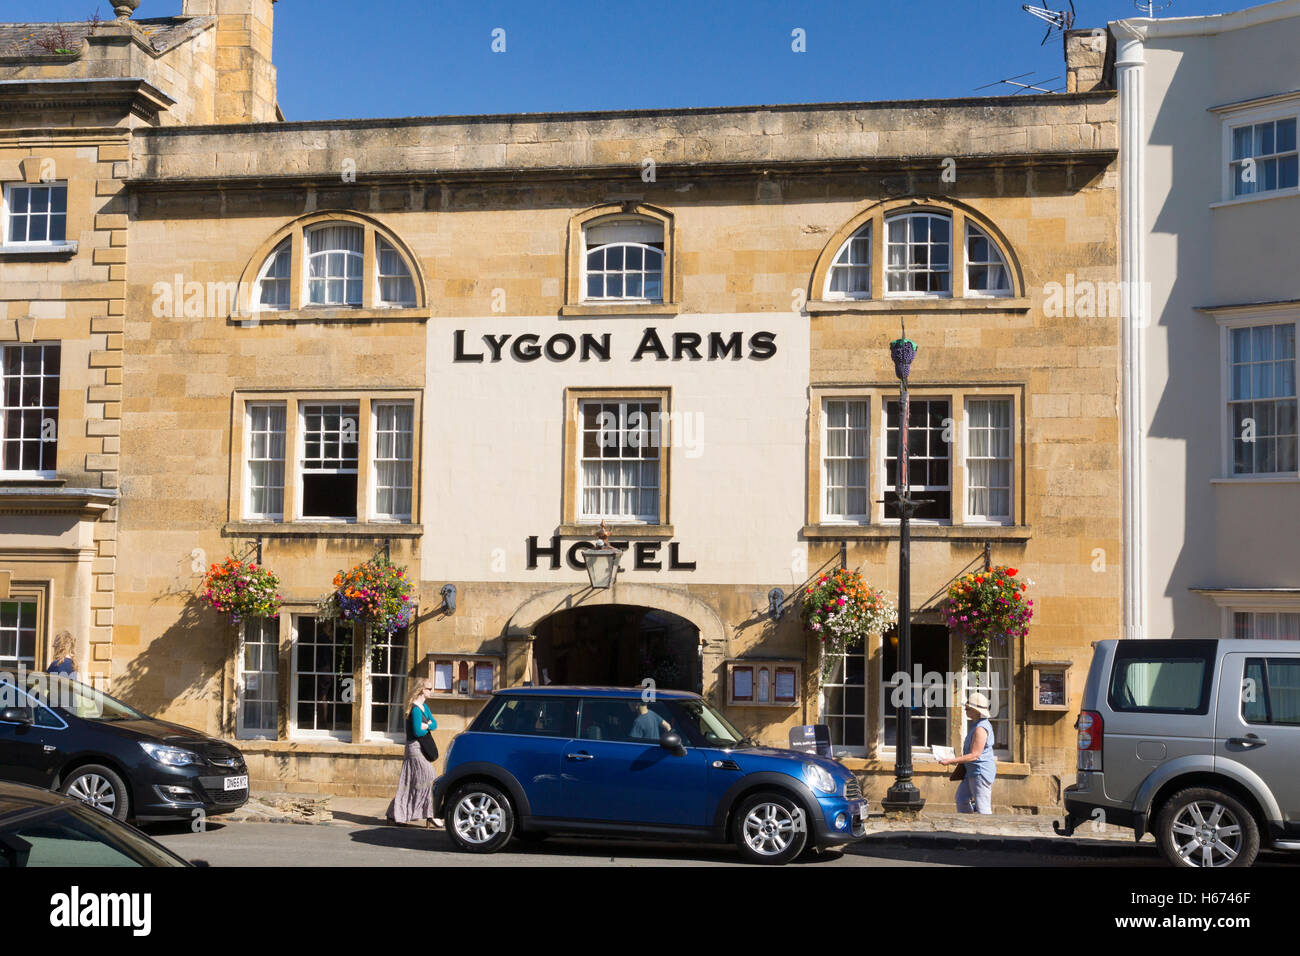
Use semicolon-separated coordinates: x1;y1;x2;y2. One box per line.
139;742;201;767
803;762;837;794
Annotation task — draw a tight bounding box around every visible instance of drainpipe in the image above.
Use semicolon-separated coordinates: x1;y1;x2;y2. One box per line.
1114;19;1148;641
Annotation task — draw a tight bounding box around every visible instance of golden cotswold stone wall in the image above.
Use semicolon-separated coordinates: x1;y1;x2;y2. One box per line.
120;96;1119;807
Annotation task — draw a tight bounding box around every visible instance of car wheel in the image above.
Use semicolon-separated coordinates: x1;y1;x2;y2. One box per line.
446;782;514;853
62;764;130;821
1156;787;1259;868
733;791;809;865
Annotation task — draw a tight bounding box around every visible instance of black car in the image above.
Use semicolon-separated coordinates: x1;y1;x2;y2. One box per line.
0;780;189;867
0;674;249;822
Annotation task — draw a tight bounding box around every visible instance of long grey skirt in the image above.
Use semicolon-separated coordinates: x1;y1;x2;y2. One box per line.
386;740;437;824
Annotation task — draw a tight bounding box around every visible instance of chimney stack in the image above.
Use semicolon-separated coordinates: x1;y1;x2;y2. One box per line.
182;0;278;124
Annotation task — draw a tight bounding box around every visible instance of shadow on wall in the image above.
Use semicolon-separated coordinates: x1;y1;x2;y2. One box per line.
113;587;230;730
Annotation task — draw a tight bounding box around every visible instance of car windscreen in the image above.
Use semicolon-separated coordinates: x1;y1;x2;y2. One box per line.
1107;640;1217;715
671;699;747;747
0;805;187;868
22;675;147;722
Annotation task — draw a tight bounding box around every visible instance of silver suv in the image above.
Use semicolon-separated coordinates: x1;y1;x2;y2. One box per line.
1057;639;1300;867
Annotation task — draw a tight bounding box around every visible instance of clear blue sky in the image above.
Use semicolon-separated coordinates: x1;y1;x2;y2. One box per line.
25;0;1267;120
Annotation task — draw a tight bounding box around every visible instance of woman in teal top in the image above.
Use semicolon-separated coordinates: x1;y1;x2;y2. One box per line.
386;679;439;827
939;692;997;814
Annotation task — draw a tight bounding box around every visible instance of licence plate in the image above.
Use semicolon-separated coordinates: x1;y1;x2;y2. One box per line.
224;775;248;791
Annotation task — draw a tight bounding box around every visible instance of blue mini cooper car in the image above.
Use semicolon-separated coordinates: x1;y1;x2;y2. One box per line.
432;686;868;864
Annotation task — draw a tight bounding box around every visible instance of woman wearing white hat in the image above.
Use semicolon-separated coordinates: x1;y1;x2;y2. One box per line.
938;692;997;814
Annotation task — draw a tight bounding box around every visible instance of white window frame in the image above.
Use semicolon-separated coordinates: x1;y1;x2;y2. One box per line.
363;625;411;743
964;396;1015;525
581;217;666;304
576;398;662;524
1217;95;1300;205
297;401;361;522
822;224;872;300
879;632;954;757
304;223;365;307
820;398;871;523
960;637;1014;760
1231;609;1300;640
820;638;868;757
375;237;417;308
252;239;292;313
289;615;354;742
963;223;1013;298
0;342;60;479
883;212;953;299
236;617;280;740
370;401;414;522
2;182;69;248
244;402;286;520
881;395;953;525
1215;310;1300;481
0;597;39;673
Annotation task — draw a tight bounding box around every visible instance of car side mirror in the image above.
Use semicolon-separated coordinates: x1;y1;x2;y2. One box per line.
0;707;34;726
660;731;686;756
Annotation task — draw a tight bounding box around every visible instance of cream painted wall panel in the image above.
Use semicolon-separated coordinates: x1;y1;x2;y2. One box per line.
421;312;809;586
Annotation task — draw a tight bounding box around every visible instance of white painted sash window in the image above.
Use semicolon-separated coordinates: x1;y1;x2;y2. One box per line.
885;212;951;296
1;343;60;476
245;403;286;519
966;398;1013;522
822;399;870;521
1228;323;1297;475
578;399;661;522
4;183;67;245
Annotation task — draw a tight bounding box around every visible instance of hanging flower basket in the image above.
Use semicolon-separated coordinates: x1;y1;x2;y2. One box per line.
801;569;898;677
943;566;1033;665
318;556;416;641
199;556;282;624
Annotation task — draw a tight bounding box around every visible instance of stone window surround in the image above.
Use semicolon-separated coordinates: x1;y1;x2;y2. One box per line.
561;202;680;317
561;386;672;537
235;211;427;322
227;388;423;529
807;196;1030;314
0;340;61;479
224;605;421;748
805;383;1026;535
0;580;49;674
1;180;69;248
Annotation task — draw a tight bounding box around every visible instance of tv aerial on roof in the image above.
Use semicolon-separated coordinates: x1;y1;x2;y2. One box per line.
974;72;1063;95
1021;0;1076;45
1134;0;1174;16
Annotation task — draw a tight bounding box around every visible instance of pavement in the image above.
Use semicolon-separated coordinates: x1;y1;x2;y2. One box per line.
227;789;1153;859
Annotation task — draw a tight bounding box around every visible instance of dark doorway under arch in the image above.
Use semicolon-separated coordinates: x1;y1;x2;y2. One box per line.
531;605;702;693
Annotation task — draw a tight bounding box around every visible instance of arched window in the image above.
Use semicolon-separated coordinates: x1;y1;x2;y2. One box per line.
241;214;424;317
965;223;1012;296
583;217;665;303
307;224;364;307
885;212;951;296
824;224;871;299
255;238;291;311
377;237;416;307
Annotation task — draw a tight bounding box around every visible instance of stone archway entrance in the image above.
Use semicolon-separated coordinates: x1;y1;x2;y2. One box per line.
531;605;702;693
505;583;730;700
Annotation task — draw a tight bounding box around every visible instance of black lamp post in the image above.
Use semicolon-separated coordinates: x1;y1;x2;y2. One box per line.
882;335;925;814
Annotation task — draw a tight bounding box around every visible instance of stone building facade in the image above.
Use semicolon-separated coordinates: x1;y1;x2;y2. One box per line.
0;0;278;696
3;2;1121;812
